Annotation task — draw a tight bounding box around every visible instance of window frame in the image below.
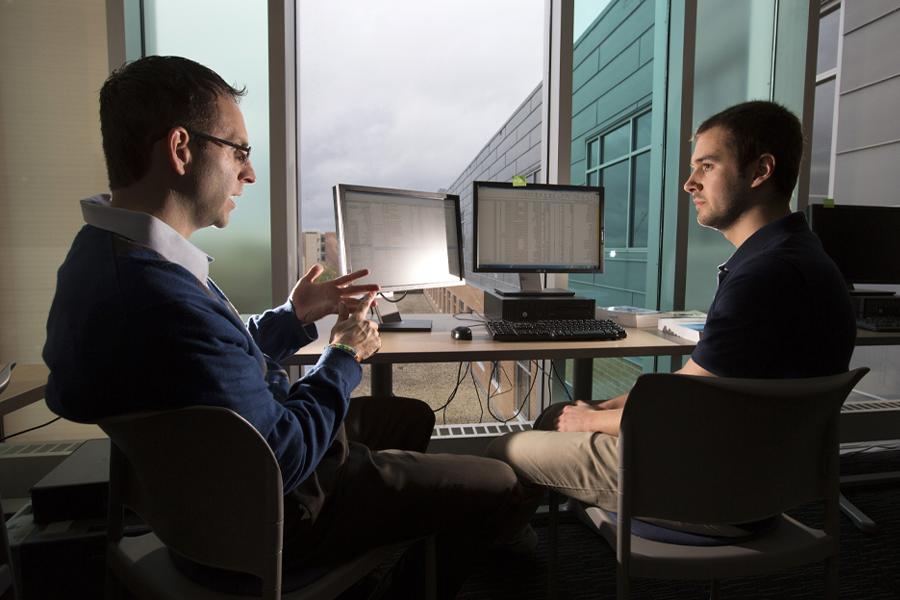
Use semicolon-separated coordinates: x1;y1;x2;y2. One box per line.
584;108;652;249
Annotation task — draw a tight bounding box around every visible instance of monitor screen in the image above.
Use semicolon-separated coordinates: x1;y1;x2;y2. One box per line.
333;184;465;293
807;203;900;286
473;181;604;273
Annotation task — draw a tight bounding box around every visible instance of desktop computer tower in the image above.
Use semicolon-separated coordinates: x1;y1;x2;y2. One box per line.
484;290;596;321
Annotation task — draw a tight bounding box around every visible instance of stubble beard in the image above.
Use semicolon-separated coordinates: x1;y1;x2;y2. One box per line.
697;181;752;232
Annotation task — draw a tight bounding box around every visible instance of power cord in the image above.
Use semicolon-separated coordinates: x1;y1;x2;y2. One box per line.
377;291;408;303
433;361;471;424
549;361;574;403
467;366;485;423
495;360;538;424
1;416;61;442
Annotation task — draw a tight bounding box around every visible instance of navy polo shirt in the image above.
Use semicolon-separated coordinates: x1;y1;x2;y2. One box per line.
691;212;856;378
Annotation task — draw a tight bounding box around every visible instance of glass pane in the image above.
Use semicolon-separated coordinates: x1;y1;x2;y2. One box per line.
588;138;600;167
810;79;836;198
569;0;661;314
601;160;628;247
631;152;650;247
634;111;651;149
686;0;777;312
143;0;272;313
299;0;543;299
574;0;615;41
587;170;599;186
817;9;840;74
601;123;629;163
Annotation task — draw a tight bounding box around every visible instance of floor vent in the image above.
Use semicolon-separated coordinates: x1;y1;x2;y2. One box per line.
0;440;83;459
842;399;900;413
432;420;534;439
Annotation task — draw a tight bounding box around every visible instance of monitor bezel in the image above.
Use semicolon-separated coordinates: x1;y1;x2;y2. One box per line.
333;183;466;293
471;181;605;274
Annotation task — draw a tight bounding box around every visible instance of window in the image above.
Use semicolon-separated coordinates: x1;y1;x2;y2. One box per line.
585;111;652;248
809;4;841;200
141;0;273;313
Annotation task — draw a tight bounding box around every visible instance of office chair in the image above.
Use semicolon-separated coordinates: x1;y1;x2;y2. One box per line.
548;368;868;600
101;406;434;600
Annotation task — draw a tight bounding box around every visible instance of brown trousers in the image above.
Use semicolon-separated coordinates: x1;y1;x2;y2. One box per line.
282;396;538;597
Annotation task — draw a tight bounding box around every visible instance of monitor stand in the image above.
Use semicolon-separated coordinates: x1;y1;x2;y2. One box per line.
494;273;575;298
373;300;432;332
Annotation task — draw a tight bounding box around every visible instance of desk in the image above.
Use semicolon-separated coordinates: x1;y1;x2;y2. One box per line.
287;316;900;532
0;363;49;440
283;314;696;398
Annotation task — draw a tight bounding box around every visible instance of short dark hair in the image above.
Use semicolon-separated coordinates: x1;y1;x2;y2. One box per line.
99;55;246;189
696;100;803;201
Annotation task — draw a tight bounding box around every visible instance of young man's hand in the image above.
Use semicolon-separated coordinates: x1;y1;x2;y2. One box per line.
557;401;622;436
329;292;381;361
290;265;380;324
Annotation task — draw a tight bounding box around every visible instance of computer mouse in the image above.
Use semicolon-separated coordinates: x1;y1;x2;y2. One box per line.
450;326;473;340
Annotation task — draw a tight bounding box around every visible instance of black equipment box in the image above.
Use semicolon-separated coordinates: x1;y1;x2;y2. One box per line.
7;502;147;599
29;438;109;524
484;290;596;321
852;295;900;318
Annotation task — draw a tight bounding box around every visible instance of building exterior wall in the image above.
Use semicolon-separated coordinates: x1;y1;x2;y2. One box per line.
446;85;543;293
301;231;323;274
445;0;654;308
833;1;900;204
831;0;900;398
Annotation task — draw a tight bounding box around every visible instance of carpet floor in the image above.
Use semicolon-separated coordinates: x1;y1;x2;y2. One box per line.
458;448;900;599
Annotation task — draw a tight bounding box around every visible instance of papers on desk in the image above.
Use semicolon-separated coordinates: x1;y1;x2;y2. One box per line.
596;306;661;328
658;314;707;342
597;307;707;330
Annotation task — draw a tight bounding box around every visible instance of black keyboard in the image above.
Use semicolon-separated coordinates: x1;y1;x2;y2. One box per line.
485;319;627;342
857;316;900;332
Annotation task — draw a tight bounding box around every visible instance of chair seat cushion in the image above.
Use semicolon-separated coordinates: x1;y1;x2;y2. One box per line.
604;510;778;546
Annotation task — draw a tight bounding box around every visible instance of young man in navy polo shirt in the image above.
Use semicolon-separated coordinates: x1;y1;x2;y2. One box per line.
488;101;856;529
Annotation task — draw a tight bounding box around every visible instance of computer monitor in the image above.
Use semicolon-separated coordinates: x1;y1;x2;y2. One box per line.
333;183;465;331
472;181;604;296
806;203;900;295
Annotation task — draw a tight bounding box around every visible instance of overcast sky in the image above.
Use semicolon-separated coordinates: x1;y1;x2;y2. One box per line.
298;0;544;232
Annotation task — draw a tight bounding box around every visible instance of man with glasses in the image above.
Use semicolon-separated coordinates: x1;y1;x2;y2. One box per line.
43;55;534;597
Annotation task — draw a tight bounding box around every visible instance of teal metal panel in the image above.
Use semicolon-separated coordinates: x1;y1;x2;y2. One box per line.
570;0;656;314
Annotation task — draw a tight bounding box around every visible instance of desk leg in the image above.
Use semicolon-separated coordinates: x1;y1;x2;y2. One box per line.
572;358;593;401
371;364;393;397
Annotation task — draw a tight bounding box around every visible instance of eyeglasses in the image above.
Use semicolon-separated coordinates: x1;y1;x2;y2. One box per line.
186;128;251;164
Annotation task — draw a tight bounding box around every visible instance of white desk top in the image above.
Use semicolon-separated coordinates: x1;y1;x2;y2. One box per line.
284;314;696;366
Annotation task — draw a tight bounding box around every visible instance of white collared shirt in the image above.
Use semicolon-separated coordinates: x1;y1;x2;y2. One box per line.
80;194;212;287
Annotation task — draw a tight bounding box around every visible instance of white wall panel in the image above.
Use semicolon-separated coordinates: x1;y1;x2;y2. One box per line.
833;142;900;204
840;7;900;91
843;0;900;33
836;75;900;151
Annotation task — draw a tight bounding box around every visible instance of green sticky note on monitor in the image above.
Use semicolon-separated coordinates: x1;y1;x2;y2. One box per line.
823;197;835;208
512;175;527;187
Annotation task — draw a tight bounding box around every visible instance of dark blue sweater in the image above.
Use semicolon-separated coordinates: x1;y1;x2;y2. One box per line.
43;225;361;494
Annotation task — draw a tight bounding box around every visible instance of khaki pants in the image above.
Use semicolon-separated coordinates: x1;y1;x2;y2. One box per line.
486;427;620;511
487;401;765;538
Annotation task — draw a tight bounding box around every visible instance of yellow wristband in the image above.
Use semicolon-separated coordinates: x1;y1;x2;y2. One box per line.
327;342;359;362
